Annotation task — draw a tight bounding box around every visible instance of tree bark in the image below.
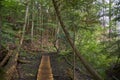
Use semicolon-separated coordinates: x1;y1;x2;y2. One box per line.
5;51;19;80
31;1;35;43
20;2;29;46
55;18;60;52
40;5;43;48
73;28;76;80
52;0;103;80
109;0;112;39
0;15;2;50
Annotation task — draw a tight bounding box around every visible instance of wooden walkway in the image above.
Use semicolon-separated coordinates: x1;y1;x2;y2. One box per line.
37;55;53;80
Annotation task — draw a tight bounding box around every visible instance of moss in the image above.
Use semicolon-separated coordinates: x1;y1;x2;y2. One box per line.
0;68;5;80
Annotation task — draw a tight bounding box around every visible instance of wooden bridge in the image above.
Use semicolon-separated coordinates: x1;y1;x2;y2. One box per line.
37;55;53;80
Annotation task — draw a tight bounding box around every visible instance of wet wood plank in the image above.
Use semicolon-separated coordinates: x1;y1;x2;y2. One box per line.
37;55;53;80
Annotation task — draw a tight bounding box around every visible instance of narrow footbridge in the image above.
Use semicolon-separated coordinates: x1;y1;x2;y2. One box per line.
37;55;53;80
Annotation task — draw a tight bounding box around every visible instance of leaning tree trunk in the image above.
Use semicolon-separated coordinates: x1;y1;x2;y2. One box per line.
5;2;30;80
52;0;103;80
20;2;29;46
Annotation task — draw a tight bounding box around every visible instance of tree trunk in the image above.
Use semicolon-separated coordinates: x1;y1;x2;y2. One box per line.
0;15;2;50
55;21;60;52
102;0;106;42
20;2;29;46
16;2;30;79
31;1;35;43
52;0;103;80
73;27;76;80
40;6;43;48
5;50;19;80
109;0;112;39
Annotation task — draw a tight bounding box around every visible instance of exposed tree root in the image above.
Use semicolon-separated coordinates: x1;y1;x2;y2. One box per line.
18;59;31;64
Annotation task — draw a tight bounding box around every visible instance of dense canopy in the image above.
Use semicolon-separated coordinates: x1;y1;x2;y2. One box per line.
0;0;120;80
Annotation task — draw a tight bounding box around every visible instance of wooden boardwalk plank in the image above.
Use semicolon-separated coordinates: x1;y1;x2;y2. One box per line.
37;55;53;80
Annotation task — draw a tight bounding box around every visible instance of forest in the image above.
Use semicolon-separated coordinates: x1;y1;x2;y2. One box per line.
0;0;120;80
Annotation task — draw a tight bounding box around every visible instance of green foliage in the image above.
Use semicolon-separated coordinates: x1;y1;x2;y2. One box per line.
0;0;4;9
60;50;72;56
1;22;18;47
43;22;58;28
53;0;117;77
75;27;116;77
113;0;120;21
0;0;119;79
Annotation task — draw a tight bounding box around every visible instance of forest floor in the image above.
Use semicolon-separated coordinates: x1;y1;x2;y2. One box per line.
17;52;71;80
17;51;91;80
17;51;42;80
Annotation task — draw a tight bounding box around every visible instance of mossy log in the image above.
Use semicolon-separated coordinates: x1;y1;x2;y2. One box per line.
0;46;8;62
4;51;19;80
18;59;31;64
0;50;12;67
